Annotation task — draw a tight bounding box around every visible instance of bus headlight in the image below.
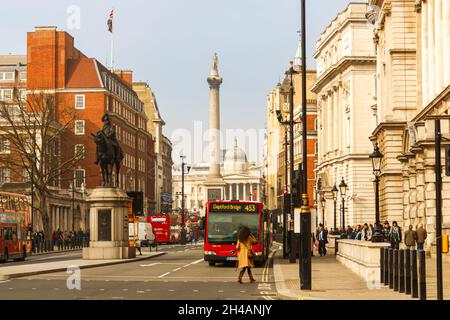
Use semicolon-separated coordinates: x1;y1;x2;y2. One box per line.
254;252;263;256
204;251;216;255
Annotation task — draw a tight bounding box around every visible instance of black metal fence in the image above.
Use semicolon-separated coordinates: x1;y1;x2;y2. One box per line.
31;236;90;254
380;247;426;300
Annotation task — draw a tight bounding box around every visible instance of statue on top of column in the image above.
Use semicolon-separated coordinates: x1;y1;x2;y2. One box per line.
210;52;219;77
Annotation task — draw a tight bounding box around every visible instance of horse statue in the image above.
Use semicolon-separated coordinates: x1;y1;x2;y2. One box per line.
91;114;124;187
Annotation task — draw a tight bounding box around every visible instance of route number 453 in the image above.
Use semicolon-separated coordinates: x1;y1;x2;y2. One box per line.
245;205;256;212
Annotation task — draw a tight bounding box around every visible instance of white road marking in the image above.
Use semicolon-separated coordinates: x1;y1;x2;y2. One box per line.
122;289;128;292
172;268;181;272
99;289;105;291
109;297;124;299
145;289;151;292
218;290;224;293
169;289;175;292
191;258;204;265
158;272;171;278
137;291;145;294
32;288;37;290
193;290;199;292
139;263;161;267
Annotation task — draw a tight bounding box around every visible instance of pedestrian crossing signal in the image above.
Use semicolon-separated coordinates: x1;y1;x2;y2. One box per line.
445;146;450;176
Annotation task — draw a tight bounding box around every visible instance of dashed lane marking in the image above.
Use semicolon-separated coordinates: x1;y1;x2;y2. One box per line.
158;272;171;278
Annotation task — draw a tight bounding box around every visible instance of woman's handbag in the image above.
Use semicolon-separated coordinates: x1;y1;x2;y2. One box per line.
247;248;255;259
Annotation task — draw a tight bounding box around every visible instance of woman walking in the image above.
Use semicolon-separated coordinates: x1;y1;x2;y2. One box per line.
236;226;257;284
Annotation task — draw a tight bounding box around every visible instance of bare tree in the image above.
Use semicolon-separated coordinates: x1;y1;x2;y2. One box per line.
0;92;83;240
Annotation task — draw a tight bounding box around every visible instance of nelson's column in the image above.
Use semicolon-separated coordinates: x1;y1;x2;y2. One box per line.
204;53;226;201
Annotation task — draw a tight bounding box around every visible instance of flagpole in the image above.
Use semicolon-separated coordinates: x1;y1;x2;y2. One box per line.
110;7;114;71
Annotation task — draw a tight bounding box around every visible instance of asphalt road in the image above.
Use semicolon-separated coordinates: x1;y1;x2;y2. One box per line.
0;244;278;300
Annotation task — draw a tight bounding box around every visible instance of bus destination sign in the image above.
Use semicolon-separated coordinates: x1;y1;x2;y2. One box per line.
210;203;258;213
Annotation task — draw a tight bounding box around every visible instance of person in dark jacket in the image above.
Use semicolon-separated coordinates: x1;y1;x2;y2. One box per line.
416;223;427;251
382;221;391;242
389;221;402;250
317;225;328;256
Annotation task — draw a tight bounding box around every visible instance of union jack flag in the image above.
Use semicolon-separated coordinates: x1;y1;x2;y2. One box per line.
107;10;114;33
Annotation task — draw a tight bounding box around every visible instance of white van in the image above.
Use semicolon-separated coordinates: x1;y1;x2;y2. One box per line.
129;222;155;247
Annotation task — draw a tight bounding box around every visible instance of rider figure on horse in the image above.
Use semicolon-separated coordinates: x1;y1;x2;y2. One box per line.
95;114;120;165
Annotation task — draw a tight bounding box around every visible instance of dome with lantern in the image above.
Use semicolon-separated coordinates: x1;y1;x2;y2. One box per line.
223;139;248;174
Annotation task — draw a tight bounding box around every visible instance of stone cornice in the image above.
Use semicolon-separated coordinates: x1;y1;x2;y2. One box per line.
311;56;376;93
412;84;450;122
371;121;407;138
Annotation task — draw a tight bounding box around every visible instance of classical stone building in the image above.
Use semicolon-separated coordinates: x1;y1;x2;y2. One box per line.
369;0;450;252
264;43;317;224
312;2;377;228
172;141;263;217
133;82;173;214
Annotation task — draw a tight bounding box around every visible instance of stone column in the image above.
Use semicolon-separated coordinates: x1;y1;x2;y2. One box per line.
421;1;428;105
55;207;60;230
207;55;223;180
333;86;338;152
434;0;443;92
229;184;232;200
327;92;332;154
243;183;247;201
443;0;450;87
427;0;435;98
237;183;241;200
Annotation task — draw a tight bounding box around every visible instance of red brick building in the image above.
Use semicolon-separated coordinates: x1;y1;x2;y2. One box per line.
25;26;156;213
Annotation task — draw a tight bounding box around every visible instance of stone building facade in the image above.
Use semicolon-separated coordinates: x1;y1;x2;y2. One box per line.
133;82;173;214
312;2;377;228
369;0;450;252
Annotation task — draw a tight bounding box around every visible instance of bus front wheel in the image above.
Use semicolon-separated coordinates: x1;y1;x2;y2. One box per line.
208;261;216;267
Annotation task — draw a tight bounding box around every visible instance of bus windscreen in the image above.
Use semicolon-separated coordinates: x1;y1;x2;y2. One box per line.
207;212;258;244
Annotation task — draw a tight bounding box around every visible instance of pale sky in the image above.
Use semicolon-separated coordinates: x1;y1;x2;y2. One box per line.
1;0;356;163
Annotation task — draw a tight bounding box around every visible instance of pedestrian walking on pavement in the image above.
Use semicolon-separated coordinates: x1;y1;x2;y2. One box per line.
236;226;257;284
317;225;328;256
416;223;427;251
404;225;417;249
389;221;402;250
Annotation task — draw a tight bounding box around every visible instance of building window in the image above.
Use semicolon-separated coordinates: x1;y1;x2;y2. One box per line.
0;89;13;101
0;72;15;82
75;95;85;109
0;168;10;184
74;120;85;135
20;71;27;82
23;168;30;182
74;169;85;189
0;139;10;154
75;144;85;159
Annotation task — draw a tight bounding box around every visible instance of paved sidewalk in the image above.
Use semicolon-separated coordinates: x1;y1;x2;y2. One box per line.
273;249;415;300
0;251;165;280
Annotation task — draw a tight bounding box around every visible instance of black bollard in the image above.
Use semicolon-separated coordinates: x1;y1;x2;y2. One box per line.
405;249;411;295
394;249;399;291
335;240;339;256
399;249;405;293
389;249;394;289
384;247;389;285
411;249;419;298
419;250;427;300
380;248;385;284
289;233;296;263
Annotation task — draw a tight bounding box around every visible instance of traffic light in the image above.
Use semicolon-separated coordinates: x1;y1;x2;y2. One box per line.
445;146;450;176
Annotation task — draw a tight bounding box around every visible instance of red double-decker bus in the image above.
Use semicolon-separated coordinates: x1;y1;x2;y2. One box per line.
147;215;171;244
204;201;271;267
0;192;32;262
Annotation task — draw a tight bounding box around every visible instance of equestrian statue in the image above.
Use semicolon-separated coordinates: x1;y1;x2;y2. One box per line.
91;114;124;187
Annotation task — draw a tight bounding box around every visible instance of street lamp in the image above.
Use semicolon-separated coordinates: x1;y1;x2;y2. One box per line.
369;143;383;226
180;155;191;245
339;178;348;231
331;185;338;234
277;77;300;262
320;194;326;226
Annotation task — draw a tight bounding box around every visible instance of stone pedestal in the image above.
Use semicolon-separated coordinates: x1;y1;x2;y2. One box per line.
83;188;136;260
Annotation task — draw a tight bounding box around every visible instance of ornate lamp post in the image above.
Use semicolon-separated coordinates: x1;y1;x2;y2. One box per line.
369;143;383;225
331;185;338;233
339;178;348;231
369;143;384;242
320;194;326;226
